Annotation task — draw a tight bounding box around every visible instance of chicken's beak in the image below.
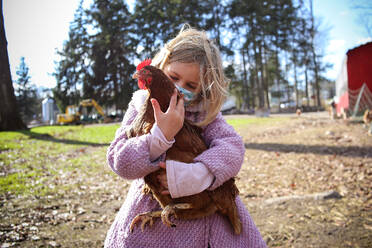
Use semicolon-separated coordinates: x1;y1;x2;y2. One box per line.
132;71;139;79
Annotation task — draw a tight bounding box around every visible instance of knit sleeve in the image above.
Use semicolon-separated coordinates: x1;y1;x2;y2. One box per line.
194;113;245;190
106;99;160;180
148;124;175;162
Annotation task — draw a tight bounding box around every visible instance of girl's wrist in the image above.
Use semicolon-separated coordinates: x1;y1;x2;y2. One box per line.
163;131;175;142
158;125;174;142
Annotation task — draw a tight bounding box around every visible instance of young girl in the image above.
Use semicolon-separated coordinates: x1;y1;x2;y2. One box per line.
104;25;266;248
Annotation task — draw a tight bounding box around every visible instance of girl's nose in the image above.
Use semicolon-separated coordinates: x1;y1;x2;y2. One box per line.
176;81;186;89
174;81;183;89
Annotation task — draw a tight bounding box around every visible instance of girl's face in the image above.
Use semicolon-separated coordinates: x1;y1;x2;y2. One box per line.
164;62;200;93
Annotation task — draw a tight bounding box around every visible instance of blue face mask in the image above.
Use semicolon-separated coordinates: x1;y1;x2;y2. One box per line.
175;84;196;105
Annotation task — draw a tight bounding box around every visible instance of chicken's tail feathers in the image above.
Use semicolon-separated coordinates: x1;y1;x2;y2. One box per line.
228;180;242;235
209;179;242;235
227;198;242;235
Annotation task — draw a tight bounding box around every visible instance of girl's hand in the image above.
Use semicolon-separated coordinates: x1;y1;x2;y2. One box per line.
151;89;184;141
157;162;170;195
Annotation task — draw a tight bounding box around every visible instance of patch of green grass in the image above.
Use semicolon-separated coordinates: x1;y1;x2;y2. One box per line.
0;172;35;195
0;124;119;197
62;124;120;143
26;124;120;145
0;131;29;150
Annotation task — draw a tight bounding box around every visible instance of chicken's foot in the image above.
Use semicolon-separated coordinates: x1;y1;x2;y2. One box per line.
142;185;151;195
161;203;193;228
130;210;162;232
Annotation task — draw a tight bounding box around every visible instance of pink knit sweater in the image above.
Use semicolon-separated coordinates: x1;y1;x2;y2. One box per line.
104;90;267;248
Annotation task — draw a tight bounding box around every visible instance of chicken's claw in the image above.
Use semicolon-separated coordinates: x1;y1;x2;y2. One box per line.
130;210;161;232
161;203;193;228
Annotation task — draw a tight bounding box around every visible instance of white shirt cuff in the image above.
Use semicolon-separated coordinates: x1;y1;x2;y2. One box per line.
166;160;215;198
148;123;175;162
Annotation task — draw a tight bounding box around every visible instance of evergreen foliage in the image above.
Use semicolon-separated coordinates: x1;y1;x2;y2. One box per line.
52;0;331;113
14;57;40;123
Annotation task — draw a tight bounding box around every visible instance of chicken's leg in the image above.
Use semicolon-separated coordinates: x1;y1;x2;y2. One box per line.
130;210;162;232
161;203;193;227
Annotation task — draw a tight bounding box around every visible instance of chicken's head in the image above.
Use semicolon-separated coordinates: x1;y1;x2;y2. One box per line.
133;59;152;90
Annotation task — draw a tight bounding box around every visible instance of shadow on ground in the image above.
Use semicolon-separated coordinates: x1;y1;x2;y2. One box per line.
245;142;372;158
18;130;110;147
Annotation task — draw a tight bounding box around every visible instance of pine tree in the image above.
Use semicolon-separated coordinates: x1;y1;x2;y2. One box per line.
132;0;209;56
86;0;137;110
14;57;39;123
54;0;137;112
53;0;87;112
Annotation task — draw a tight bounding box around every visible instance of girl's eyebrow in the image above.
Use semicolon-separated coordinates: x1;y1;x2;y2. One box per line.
169;70;199;86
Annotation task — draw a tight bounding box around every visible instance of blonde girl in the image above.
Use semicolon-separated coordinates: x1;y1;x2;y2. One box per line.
104;24;266;248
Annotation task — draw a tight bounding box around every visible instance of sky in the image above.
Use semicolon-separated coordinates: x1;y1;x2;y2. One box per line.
3;0;371;89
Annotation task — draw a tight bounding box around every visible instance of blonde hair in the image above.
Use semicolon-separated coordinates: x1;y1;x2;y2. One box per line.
152;24;229;126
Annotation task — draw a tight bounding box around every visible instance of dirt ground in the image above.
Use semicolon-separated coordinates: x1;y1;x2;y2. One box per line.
1;112;371;247
235;112;372;247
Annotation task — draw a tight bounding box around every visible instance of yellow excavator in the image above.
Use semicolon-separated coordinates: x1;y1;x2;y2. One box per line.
56;105;80;124
57;99;109;124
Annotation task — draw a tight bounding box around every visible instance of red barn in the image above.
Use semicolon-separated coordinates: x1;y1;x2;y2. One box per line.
335;42;372;115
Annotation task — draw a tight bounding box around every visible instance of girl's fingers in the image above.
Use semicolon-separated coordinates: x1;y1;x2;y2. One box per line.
161;190;170;195
157;174;167;184
168;89;178;111
176;96;185;114
159;161;166;169
151;98;162;120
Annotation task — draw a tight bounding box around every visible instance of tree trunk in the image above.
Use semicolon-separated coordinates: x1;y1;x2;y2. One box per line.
241;48;250;109
256;42;265;108
212;0;222;49
112;71;118;112
0;0;27;131
253;49;260;109
247;50;256;110
313;58;321;107
284;51;291;103
293;60;299;107
305;65;309;106
263;49;270;109
310;0;321;107
275;49;282;111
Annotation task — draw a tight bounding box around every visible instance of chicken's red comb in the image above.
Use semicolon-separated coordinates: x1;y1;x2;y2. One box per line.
136;58;152;71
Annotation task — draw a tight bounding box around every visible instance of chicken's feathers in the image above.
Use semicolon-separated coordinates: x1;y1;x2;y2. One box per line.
132;89;149;112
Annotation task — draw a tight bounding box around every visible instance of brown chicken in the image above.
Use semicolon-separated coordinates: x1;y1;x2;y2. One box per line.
363;109;372;125
296;108;302;117
363;109;372;136
127;59;242;234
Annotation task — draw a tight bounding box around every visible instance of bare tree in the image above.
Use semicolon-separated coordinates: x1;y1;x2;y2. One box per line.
0;0;27;131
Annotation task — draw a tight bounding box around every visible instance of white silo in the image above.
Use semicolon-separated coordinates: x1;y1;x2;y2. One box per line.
42;98;54;124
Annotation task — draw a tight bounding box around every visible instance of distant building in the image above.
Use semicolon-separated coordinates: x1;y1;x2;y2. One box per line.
335;42;372;115
42;98;57;124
